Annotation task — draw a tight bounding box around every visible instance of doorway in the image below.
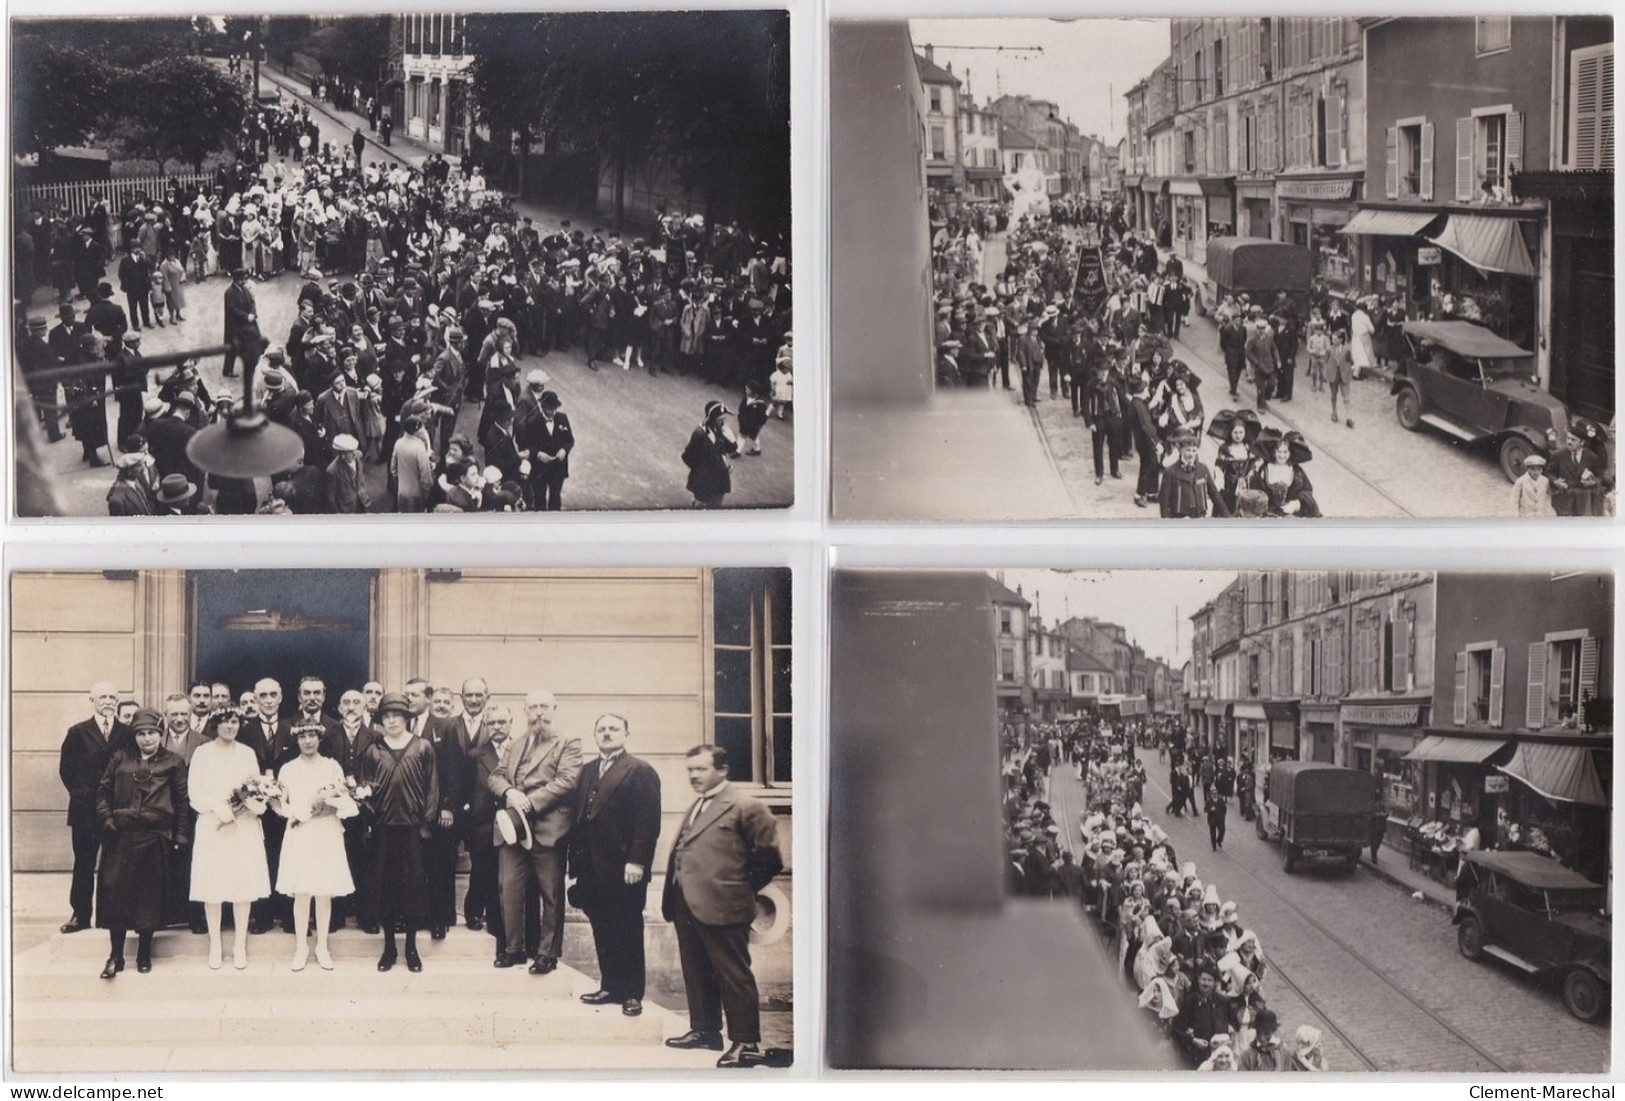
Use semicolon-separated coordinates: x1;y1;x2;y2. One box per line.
191;570;375;715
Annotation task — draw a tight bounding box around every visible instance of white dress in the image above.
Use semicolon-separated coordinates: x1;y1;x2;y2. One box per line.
187;739;272;903
274;754;357;897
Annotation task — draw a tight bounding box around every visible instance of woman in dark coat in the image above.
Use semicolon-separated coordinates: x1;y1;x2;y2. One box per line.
356;693;438;972
682;401;740;508
96;708;190;978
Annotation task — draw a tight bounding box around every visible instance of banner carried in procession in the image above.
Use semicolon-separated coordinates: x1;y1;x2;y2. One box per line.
1074;243;1109;319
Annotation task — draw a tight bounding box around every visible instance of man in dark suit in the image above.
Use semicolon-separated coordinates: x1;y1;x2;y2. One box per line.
517;390;573;510
406;678;466;939
242;677;295;933
569;713;662;1016
293;676;343;752
326;687;380;932
222;267;263;379
663;744;783;1067
490;689;582;973
57;681;132;932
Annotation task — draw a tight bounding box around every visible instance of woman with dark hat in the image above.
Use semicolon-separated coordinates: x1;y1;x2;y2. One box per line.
95;708;190;978
682;400;740;509
1156;368;1205;457
1206;409;1261;514
355;693;438;972
1248;430;1322;518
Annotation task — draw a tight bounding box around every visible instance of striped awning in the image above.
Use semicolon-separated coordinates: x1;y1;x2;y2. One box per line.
1426;213;1538;277
1499;742;1607;806
1405;734;1510;763
1340;209;1440;237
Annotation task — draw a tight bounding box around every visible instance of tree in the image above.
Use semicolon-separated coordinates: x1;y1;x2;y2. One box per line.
116;57;247;172
305;16;392;94
10;40;112;157
465;11;790;235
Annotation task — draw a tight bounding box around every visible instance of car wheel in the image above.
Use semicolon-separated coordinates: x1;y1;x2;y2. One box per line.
1395;387;1423;431
1457;915;1484;961
1564;969;1605;1023
1283;844;1298;874
1499;436;1536;484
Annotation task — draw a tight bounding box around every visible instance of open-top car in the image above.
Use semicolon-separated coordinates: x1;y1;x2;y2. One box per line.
1392;320;1572;481
1454;850;1609;1023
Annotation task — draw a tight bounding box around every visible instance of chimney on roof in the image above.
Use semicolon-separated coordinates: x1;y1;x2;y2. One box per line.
923;44;934;63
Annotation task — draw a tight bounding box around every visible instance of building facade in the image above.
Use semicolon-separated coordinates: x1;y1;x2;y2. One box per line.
960;95;1004;202
1156;17;1366;275
1513;18;1614;421
987;576;1033;723
390;13;478;156
1355;16;1557;364
1413;571;1612;881
917;47;964;214
1029;618;1070;721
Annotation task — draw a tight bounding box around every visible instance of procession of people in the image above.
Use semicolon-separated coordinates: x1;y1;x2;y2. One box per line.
927;197;1615;519
1003;715;1326;1072
15;79;792;516
60;675;784;1068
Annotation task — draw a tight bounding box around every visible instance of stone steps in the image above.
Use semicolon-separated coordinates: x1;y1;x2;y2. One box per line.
12;932;717;1073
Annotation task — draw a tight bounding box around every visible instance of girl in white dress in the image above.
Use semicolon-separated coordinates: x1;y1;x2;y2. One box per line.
187;710;271;970
275;722;357;971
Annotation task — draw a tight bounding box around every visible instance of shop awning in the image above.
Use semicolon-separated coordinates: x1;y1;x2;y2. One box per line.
1498;742;1607;806
1426;213;1537;277
1232;702;1266;721
1199;176;1235;198
1205;702;1231;718
1404;734;1510;763
1341;209;1440;237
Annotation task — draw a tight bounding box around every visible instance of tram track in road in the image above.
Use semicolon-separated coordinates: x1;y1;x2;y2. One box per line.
1133;762;1510;1072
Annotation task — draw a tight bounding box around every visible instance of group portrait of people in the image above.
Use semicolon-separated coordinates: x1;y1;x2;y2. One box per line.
59;673;784;1067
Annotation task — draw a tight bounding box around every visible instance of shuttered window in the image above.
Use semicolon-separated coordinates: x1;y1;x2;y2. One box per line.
1456;116;1476;200
1475;17;1511;56
1324;88;1343;168
1527;640;1548;727
1569;44;1614;170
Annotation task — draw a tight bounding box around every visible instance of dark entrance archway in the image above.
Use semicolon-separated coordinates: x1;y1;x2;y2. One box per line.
190;570;375;714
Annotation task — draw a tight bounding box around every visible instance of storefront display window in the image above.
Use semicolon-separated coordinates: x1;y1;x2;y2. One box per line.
1376;749;1419;817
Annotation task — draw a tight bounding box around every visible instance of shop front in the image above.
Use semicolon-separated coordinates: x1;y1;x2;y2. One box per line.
1233;700;1298;768
1205;700;1232;759
1140;179;1169;243
1494;735;1611;884
1401;732;1512;879
1343;203;1543;351
1341;696;1430;850
1236;179;1275;239
1300;702;1341;765
1277;174;1362;303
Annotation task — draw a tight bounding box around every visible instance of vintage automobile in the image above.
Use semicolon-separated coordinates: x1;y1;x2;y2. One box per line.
1453;850;1609;1023
1193;237;1314;318
1255;761;1377;873
1391;320;1572;482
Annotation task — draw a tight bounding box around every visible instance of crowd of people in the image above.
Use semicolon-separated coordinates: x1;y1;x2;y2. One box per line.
1002;716;1328;1072
929;201;1328;519
15;87;792;515
60;675;783;1067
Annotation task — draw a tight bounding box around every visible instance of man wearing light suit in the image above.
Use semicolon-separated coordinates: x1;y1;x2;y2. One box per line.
569;713;662;1017
489;689;582;974
663;744;784;1067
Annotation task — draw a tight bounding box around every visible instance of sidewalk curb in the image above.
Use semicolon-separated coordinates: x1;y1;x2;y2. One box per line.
1359;853;1455;912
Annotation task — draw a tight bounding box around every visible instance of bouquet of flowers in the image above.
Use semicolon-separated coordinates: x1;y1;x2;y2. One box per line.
230;775;284;818
295;782;359;827
344;774;374;804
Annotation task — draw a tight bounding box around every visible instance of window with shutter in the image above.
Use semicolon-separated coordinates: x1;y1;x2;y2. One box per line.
1420;121;1435;201
1386;126;1400;198
1579;635;1599;696
1456;116;1475;201
1453;650;1468;724
1395;613;1412;692
1505;110;1524;177
1569;44;1613;170
1526;640;1547;728
1326;89;1343;168
1489;647;1506;727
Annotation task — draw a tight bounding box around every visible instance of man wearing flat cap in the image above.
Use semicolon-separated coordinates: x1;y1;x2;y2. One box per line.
325;434;370;514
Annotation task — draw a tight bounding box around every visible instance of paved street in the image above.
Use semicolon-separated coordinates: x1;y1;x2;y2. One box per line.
1044;751;1610;1072
981;229;1517;519
27;64;793;515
